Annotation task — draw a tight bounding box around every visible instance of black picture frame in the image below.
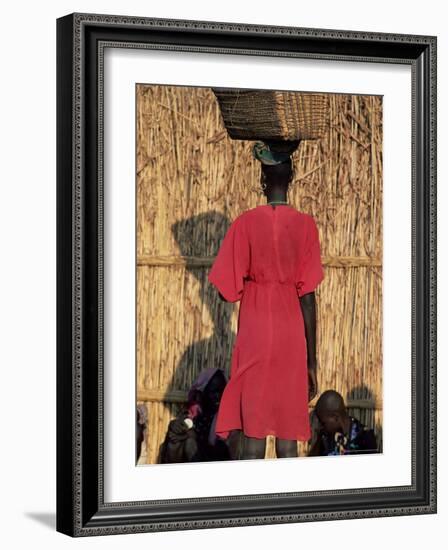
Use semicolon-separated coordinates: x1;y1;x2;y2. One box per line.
56;12;437;537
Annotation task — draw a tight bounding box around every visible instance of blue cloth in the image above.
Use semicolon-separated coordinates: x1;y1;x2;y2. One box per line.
319;416;378;456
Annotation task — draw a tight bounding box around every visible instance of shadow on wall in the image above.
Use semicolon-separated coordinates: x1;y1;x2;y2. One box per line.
156;212;235;462
346;384;383;453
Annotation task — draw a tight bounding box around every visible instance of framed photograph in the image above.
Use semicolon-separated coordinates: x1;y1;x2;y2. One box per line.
56;12;437;536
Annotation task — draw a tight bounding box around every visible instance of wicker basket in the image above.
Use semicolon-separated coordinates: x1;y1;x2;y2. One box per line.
212;88;330;141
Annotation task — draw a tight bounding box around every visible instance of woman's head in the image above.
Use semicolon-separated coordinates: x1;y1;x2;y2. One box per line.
253;139;299;193
261;159;294;190
187;368;227;415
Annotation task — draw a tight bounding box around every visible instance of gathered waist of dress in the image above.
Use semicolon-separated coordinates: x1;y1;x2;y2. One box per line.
245;277;296;286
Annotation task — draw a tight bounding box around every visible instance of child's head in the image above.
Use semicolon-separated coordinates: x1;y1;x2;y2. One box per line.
314;390;348;434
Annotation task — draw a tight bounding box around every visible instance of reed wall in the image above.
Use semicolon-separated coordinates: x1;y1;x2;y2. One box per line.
136;84;383;464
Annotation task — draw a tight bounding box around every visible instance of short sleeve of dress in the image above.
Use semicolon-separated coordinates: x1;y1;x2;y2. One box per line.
296;215;324;298
208;216;250;303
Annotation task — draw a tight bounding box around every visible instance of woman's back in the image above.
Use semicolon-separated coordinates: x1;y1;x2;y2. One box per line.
242;204;313;286
208;205;325;442
209;205;323;303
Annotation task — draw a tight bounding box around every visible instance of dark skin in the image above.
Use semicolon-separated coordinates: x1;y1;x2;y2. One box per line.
216;155;319;460
161;372;244;462
308;391;351;456
299;291;319;402
314;391;351;435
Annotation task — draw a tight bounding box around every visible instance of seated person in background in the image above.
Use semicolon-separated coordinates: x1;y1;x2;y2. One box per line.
136;404;147;462
308;390;379;456
159;368;243;463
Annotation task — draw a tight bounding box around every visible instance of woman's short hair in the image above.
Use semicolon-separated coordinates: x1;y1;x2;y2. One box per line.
262;158;293;187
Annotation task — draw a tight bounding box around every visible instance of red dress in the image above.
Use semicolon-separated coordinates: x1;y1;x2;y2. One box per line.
208;205;325;441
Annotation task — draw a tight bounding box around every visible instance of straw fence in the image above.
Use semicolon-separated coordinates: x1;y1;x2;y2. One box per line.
136;84;383;464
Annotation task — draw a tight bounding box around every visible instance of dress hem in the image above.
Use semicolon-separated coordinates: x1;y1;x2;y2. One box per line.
216;426;311;443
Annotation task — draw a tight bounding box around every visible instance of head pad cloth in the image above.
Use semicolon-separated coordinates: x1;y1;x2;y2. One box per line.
252;141;291;165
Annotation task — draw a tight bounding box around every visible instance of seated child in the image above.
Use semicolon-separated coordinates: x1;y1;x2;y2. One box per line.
308;390;379;456
159;368;243;463
136;404;147;462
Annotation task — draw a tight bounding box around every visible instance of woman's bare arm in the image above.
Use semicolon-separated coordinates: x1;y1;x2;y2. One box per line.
299;291;317;367
299;291;318;400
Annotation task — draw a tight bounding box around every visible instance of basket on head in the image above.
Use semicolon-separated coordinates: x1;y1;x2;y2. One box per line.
212;88;330;141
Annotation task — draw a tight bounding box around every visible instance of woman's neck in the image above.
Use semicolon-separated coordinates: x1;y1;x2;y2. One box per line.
266;189;287;203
